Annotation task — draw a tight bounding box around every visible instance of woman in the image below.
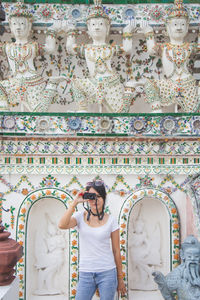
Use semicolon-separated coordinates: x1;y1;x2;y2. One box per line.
59;180;126;300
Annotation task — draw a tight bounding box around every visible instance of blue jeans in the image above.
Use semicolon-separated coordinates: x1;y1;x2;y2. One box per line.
75;268;117;300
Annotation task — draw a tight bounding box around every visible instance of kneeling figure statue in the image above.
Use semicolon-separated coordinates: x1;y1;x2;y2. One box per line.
0;2;62;112
143;0;200;113
66;0;135;113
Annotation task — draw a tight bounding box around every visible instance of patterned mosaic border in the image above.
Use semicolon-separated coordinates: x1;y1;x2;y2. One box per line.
16;188;78;300
119;188;180;300
1;138;200;156
1;113;200;137
1;164;200;175
1;135;200;175
2;3;200;26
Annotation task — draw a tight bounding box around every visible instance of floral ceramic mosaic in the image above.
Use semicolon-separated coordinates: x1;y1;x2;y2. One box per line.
1;113;200;136
2;3;200;25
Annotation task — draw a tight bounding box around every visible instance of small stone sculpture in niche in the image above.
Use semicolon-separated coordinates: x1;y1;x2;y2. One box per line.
34;213;66;295
153;235;200;300
129;205;161;290
0;2;63;112
142;0;200;113
65;0;135;113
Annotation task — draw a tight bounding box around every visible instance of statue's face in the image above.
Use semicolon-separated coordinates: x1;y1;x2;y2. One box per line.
87;17;109;40
184;247;200;264
166;17;188;41
10;17;31;40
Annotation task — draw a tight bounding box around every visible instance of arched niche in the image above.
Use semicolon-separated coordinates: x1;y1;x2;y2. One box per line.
119;188;180;300
16;188;78;300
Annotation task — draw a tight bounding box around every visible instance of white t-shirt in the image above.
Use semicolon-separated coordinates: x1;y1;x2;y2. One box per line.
73;211;119;272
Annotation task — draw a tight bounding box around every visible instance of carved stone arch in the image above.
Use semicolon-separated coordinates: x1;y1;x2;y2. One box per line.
15;188;78;300
119;188;180;300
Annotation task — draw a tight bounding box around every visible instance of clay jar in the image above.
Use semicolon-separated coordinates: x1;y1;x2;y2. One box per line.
0;221;23;285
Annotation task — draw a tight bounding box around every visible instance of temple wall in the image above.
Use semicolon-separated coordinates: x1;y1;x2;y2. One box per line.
0;1;200;300
1;122;200;299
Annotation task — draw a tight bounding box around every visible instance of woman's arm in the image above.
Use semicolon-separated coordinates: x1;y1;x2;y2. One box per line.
111;229;126;297
58;191;84;229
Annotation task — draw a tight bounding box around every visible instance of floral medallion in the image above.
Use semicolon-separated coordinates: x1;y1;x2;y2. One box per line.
160;116;178;135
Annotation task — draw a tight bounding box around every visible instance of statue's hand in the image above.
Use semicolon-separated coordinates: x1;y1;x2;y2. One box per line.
152;271;166;285
50;19;63;32
138;21;154;34
61;20;77;33
136;20;153;34
123;19;136;34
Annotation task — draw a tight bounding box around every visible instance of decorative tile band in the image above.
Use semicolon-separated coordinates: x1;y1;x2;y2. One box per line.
1;113;200;137
2;3;200;26
1;138;200;156
1;164;200;175
1;156;200;167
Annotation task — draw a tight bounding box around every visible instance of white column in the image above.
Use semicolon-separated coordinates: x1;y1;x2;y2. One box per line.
0;277;19;300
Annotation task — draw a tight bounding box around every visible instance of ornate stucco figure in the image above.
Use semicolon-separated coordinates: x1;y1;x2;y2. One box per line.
153;235;200;300
129;215;161;290
66;0;135;113
143;0;200;113
0;2;63;112
34;214;66;295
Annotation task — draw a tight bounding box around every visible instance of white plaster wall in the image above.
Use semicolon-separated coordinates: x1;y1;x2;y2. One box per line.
1;173;192;300
1;174;190;240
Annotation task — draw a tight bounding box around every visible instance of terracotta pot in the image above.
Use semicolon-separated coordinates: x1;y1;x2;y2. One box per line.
0;221;23;285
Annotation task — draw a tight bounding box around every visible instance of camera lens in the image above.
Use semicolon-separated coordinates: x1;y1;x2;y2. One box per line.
83;192;97;200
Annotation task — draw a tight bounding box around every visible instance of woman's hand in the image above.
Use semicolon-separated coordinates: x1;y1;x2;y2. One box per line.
71;190;86;207
118;278;126;297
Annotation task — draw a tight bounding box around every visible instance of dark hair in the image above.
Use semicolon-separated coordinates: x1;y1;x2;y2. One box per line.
86;181;106;202
84;181;106;220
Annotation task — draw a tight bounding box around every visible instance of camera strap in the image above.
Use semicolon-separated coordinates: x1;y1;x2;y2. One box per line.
82;200;105;221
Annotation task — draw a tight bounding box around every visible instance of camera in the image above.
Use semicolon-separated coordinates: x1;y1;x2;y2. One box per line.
83;192;97;200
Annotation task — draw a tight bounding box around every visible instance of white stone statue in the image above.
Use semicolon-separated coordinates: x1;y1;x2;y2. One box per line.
142;0;200;113
129;216;161;290
34;213;66;295
65;0;135;113
0;2;63;112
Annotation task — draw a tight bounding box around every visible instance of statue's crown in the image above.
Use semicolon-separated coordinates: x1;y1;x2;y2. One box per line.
167;0;188;20
87;0;110;23
8;1;33;20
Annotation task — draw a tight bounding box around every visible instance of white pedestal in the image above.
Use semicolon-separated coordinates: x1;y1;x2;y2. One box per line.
0;277;19;300
129;290;163;300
